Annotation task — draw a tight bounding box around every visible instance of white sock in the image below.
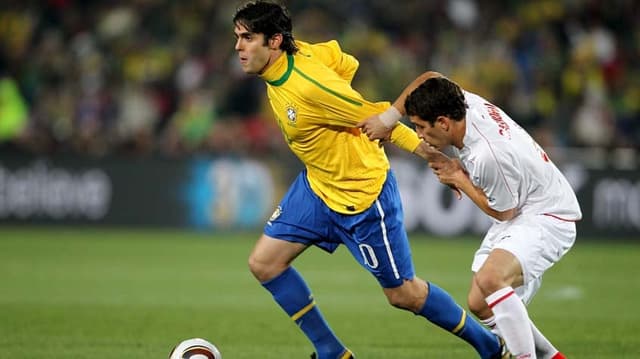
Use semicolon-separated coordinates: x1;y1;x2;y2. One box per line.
483;315;559;359
486;287;536;358
530;320;559;359
480;316;500;335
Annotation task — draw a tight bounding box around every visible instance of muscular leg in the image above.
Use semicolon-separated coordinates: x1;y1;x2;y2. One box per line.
469;272;562;359
471;249;535;358
249;234;349;359
333;190;502;359
248;233;307;282
382;277;502;359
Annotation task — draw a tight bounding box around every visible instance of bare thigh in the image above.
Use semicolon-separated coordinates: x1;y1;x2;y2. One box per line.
468;248;524;318
248;234;308;282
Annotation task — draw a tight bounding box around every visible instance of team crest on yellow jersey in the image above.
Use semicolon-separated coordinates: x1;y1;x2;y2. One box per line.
285;104;297;126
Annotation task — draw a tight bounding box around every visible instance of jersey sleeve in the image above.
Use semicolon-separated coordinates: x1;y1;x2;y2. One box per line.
300;66;387;127
304;76;421;153
389;123;422;152
308;40;359;83
470;147;520;212
297;41;421;153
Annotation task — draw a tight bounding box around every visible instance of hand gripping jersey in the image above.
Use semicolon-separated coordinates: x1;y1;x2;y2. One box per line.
259;40;421;214
456;90;582;222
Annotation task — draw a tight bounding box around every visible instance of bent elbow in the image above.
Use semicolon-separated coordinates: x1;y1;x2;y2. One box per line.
493;208;518;222
419;71;443;82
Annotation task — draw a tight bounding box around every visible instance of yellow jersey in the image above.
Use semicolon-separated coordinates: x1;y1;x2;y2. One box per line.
260;40;421;214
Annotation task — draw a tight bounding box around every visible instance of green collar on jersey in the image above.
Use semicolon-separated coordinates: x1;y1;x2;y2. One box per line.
266;54;293;86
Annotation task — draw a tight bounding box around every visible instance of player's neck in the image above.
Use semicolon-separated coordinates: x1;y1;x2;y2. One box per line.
258;49;284;75
452;118;466;149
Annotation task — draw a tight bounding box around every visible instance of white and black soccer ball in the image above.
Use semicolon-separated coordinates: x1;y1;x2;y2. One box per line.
169;338;222;359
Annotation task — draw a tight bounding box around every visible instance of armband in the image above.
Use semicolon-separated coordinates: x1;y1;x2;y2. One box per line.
379;106;402;129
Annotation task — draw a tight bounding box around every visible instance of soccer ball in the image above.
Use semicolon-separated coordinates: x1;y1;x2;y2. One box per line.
168;338;222;359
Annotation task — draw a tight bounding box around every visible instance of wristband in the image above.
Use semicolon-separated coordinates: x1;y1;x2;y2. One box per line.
378;106;402;128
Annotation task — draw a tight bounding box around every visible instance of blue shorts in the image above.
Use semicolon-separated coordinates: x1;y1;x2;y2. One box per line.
264;170;415;288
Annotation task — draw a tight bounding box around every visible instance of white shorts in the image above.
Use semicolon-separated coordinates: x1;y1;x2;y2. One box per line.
471;214;577;305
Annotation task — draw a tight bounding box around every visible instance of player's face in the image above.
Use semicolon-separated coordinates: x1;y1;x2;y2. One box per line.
410;115;449;150
234;23;273;75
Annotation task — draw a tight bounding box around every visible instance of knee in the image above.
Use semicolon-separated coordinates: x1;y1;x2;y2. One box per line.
384;280;426;313
385;290;407;309
248;253;278;282
474;269;507;295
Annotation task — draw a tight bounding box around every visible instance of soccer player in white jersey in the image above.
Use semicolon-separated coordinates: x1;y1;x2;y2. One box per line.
359;73;581;359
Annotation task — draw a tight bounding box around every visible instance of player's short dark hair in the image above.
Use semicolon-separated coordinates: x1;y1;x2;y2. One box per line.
233;1;298;55
405;77;467;125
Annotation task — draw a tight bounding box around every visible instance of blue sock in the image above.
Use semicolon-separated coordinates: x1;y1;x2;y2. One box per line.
262;267;346;359
419;282;500;359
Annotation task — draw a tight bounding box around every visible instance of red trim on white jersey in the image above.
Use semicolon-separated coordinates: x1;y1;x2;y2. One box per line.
543;213;580;222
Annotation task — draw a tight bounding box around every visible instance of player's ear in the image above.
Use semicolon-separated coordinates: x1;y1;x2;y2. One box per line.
268;33;283;50
436;116;449;131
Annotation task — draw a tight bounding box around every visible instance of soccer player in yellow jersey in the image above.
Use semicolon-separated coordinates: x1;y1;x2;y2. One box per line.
233;2;506;358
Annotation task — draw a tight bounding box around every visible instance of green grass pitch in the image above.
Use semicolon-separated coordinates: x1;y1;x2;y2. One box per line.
1;226;638;358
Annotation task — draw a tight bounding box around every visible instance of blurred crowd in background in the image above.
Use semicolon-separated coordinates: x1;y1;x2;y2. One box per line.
0;0;638;159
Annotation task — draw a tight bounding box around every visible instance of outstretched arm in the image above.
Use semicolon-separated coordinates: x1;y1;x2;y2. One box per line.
357;71;443;140
390;70;443;118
